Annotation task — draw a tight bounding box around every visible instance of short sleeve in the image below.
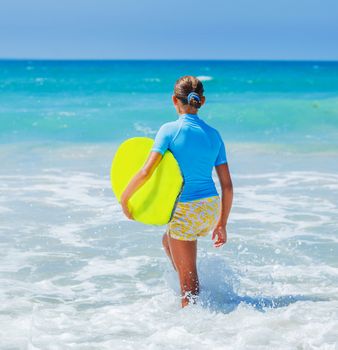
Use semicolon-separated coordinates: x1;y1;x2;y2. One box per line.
214;133;227;166
151;123;174;155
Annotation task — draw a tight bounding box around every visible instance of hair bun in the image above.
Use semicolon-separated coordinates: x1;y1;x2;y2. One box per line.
187;92;201;104
187;92;202;109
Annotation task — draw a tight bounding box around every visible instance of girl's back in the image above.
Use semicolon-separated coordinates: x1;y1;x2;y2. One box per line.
152;113;227;202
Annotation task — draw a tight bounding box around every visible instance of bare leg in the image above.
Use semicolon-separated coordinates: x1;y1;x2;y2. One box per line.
167;233;199;308
162;232;177;271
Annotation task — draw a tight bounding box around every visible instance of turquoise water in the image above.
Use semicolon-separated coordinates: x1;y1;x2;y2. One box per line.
1;60;338;146
0;60;338;349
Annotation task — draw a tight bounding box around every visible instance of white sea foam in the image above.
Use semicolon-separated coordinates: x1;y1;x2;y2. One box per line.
0;144;337;349
34;77;46;85
196;75;213;81
58;111;76;117
133;122;157;135
144;78;161;83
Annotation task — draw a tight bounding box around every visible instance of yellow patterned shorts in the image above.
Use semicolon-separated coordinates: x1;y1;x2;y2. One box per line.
166;195;221;241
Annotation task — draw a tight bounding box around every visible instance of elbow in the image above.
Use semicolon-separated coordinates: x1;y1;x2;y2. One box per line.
139;168;152;179
221;182;233;194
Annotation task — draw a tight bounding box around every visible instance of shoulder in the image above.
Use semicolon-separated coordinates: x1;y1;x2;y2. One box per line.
156;120;181;136
152;119;181;154
200;119;222;140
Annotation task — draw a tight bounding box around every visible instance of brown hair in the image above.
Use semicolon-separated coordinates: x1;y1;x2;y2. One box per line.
174;76;204;109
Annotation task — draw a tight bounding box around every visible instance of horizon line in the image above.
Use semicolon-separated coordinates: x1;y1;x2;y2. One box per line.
0;58;338;63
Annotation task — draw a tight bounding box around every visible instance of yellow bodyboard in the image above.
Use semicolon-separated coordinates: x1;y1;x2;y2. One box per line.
110;137;184;225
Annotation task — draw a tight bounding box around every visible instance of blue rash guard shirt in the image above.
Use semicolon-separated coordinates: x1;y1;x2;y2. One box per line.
151;113;227;202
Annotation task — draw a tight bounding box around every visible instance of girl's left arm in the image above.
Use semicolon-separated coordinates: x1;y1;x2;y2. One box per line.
120;151;163;219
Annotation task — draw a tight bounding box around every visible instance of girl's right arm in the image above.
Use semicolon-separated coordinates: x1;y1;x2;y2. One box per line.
212;163;233;247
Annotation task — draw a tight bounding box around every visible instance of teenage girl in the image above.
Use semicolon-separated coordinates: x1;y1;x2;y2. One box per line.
121;76;233;308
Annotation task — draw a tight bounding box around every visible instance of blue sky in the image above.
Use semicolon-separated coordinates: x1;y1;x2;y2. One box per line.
1;0;337;60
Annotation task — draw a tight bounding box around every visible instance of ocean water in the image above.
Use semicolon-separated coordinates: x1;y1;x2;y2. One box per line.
0;60;338;349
